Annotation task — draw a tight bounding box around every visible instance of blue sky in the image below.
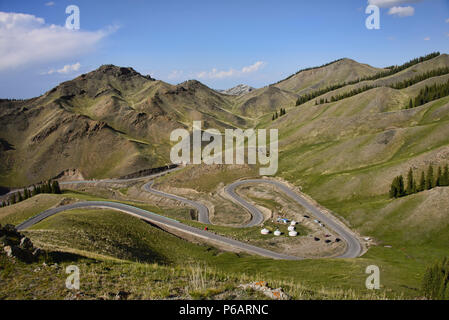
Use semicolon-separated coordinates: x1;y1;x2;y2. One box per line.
0;0;448;98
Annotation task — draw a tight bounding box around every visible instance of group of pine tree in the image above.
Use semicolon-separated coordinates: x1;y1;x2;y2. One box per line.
422;256;449;300
312;67;449;107
389;164;449;198
405;79;449;109
272;107;286;120
295;52;441;107
1;180;62;207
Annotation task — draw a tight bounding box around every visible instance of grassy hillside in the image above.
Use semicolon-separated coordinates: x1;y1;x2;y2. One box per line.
2;55;446;187
273;91;449;203
0;193;400;299
0;66;249;187
2;53;449;299
229;86;299;118
297;54;449;107
273;58;383;95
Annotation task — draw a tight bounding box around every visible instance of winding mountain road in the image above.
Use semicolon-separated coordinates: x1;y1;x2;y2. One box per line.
15;168;362;259
16;200;299;260
225;179;362;259
143;181;210;224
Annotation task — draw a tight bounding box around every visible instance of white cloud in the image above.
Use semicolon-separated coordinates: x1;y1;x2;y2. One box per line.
167;70;184;80
388;6;415;17
197;68;236;79
242;61;265;73
45;62;81;75
196;61;266;79
367;0;421;8
0;11;115;71
45;2;55;6
446;18;449;23
423;37;430;41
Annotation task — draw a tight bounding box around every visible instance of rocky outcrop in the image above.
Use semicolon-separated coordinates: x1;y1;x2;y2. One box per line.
218;84;256;95
238;281;290;300
0;224;41;262
118;164;177;179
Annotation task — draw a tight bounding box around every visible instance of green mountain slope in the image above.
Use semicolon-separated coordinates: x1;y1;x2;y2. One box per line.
274;58;383;95
0;66;248;187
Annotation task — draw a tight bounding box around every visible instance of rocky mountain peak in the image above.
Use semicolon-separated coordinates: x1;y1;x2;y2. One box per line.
217;84;255;95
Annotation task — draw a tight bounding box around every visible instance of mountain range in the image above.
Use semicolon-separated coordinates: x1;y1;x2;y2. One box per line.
1;53;449;193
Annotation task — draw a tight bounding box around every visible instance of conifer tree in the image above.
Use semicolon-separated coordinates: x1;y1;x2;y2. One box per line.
11;194;16;204
32;185;37;196
426;165;434;190
52;181;61;194
389;177;398;198
390;175;405;198
406;168;415;195
436;166;443;187
398;175;405;197
419;171;426;192
422;257;449;300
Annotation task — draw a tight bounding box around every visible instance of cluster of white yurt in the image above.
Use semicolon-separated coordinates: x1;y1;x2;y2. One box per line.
288;224;298;236
261;219;300;237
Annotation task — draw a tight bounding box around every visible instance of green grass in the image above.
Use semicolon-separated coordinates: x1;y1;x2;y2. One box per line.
0;194;62;226
26;208;216;265
0;252;270;300
0;189;192;227
156;165;260;193
0;191;406;299
4;205;399;299
183;219;309;248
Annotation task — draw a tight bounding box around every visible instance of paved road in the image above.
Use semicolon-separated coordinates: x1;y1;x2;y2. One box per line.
15;168;361;259
225;182;265;227
143;180;210;224
225;179;362;258
59;167;181;186
16;200;299;260
58;167;209;224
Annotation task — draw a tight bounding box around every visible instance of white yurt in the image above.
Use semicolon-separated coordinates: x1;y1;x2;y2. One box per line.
288;231;298;237
274;230;281;236
290;220;297;226
287;225;295;232
261;228;270;235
